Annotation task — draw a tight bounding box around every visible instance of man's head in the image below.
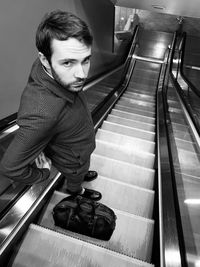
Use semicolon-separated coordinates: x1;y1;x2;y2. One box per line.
36;10;93;92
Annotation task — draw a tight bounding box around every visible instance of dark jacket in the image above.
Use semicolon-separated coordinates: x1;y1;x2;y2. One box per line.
0;59;95;184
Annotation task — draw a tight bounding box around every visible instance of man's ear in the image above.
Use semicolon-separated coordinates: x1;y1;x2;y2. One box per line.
38;52;51;73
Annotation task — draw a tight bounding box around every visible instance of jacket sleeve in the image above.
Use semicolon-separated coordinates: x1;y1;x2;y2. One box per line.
0;112;56;184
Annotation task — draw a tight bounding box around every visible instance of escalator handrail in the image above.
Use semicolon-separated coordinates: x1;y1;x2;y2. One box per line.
0;113;17;133
158;31;187;267
0;168;61;261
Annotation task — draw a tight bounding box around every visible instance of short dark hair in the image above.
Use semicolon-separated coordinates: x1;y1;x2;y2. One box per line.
36;10;93;62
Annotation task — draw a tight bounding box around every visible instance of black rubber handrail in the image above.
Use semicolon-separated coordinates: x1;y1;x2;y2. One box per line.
167;33;200;266
0;113;17;132
158;32;188;267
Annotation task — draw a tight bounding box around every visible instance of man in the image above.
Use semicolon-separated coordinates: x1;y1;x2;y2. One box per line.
0;10;101;201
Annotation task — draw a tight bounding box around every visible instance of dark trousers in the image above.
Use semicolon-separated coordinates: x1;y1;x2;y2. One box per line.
62;158;90;193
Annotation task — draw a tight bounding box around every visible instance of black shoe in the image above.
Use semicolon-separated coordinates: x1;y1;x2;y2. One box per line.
66;187;102;201
84;170;98;182
80;188;102;201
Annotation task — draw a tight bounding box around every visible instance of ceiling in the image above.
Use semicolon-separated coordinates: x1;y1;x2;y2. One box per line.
110;0;200;19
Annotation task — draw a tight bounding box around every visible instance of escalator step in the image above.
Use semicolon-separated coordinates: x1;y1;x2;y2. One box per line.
127;87;156;97
96;128;155;154
177;149;200;178
168;106;182;114
90;153;155;190
11;224;154;267
128;81;157;92
111;109;155;125
175;138;197;153
173;129;194;142
114;104;155;118
38;191;155;262
130;76;158;86
94;139;155;169
107;114;155;132
83;175;154;218
171;122;190;132
123;92;155;104
132;69;160;80
101;121;155;142
119;98;155;112
170;112;188;125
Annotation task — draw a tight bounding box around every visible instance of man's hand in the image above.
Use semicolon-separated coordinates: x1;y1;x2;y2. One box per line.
35;152;52;170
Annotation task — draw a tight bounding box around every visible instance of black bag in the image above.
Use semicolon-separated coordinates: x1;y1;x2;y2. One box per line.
52;195;117;241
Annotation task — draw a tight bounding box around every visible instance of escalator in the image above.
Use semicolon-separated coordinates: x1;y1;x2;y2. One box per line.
0;29;174;266
166;33;200;266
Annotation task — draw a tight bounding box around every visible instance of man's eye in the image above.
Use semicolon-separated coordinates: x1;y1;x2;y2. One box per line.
63;61;72;67
83;58;90;65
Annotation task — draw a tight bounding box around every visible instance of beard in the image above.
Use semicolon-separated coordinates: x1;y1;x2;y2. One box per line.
51;66;85;93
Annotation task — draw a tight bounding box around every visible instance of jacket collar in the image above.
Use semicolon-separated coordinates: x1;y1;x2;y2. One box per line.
33;58;75;104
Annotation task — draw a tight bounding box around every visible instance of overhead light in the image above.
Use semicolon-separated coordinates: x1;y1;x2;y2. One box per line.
152;4;165;10
184;199;200;205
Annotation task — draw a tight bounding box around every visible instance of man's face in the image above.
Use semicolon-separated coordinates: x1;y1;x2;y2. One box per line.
49;38;91;92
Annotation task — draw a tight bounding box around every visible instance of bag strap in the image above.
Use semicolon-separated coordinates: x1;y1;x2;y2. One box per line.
76;196;96;215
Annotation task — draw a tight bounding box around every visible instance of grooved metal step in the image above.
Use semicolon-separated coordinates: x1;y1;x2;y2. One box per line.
111;109;155;124
106;114;155;132
115;104;155;117
123;91;155;103
172;122;190;132
118;99;155;112
175;138;197;153
101;121;155;142
127;87;156;97
83;175;154;218
38;191;155;262
96;128;155;153
170;113;188;125
121;97;155;109
90;153;155;190
11;224;154;267
130;76;158;86
173;129;194;142
177;149;200;177
128;82;157;93
94;139;155;169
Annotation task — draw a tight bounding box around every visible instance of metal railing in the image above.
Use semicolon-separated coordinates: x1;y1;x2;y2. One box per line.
157;32;188;267
167;32;200;267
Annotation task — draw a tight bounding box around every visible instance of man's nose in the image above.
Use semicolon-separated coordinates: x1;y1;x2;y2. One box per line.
74;64;85;79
